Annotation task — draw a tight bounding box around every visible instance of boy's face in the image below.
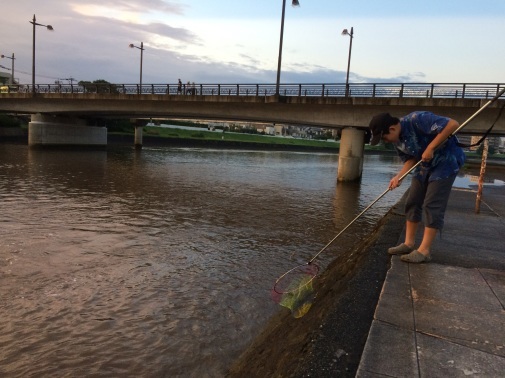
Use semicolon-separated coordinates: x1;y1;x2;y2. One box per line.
382;124;400;144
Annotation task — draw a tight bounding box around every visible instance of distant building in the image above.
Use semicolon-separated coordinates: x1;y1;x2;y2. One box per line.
263;126;274;135
456;134;501;152
0;72;11;85
208;122;226;131
274;125;285;136
489;136;502;152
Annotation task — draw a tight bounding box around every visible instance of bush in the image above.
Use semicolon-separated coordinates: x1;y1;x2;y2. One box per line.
190;132;206;138
105;119;134;133
0;114;21;128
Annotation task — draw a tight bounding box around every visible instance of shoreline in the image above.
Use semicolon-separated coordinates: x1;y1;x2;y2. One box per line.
6;128;504;166
2;131;504;166
227;193;408;377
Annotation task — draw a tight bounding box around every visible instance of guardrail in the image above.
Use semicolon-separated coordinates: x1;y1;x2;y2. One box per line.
2;83;504;99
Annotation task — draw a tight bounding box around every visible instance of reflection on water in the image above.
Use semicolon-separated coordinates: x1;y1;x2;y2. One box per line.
3;145;497;377
454;170;505;189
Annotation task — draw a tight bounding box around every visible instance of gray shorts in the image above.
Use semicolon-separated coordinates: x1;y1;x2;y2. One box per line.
405;174;457;229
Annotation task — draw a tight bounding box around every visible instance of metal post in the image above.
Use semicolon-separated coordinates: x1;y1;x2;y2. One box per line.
11;53;15;84
275;0;287;96
275;1;300;96
342;27;353;97
1;53;15;84
32;14;36;93
140;42;143;93
30;14;53;93
129;42;145;94
475;139;488;214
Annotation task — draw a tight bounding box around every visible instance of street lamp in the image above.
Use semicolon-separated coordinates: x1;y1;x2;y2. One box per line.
1;53;15;84
30;14;53;93
129;42;144;94
276;0;300;96
341;27;353;97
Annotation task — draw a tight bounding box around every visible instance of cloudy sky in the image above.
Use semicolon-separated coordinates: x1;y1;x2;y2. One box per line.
1;0;505;86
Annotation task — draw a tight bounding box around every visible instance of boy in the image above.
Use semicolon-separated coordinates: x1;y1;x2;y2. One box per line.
369;112;465;263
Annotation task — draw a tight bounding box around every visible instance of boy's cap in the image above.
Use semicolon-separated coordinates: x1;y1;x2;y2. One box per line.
369;113;397;145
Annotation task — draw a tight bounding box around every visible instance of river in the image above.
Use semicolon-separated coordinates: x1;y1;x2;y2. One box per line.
0;143;500;377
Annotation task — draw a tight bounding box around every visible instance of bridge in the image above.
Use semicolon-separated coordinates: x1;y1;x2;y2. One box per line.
1;82;504;181
1;82;504;135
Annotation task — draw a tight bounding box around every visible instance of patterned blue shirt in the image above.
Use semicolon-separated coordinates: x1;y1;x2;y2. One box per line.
395;111;466;181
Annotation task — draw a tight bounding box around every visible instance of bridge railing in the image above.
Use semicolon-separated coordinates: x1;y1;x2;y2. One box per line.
3;83;504;100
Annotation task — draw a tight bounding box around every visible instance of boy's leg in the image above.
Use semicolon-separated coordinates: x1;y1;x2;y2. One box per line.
404;220;419;247
403;177;425;246
417;226;437;255
388;178;423;255
407;174;457;258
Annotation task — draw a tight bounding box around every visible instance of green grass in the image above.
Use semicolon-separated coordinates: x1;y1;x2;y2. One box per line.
143;126;341;149
111;126;505;159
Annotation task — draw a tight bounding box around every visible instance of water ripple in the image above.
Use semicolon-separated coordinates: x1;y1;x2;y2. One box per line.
0;145;418;377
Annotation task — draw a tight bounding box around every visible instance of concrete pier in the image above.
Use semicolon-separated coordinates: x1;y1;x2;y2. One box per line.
134;125;143;150
28;114;107;147
337;127;365;182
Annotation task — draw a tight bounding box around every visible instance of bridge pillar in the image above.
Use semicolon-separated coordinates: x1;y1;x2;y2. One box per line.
337;127;364;182
28;114;107;147
134;126;143;150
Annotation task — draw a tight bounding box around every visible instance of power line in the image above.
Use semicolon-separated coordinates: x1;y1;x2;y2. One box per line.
10;67;66;81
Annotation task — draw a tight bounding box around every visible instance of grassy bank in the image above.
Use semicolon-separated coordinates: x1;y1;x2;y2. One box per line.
140;126;341;150
2;118;504;163
110;124;402;153
124;126;504;158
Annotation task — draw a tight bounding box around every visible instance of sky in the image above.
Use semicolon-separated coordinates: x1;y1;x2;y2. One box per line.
1;0;505;86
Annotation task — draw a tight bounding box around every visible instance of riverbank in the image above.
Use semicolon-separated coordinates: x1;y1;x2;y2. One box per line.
227;193;409;377
112;132;505;168
2;126;505;165
228;177;505;377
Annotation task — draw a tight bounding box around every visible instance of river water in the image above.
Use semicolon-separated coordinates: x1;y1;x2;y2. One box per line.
0;143;500;377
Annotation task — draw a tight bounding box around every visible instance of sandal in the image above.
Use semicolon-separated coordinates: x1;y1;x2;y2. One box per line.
388;243;414;255
400;250;431;263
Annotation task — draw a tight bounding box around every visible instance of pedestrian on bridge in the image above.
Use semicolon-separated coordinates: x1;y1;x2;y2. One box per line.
369;111;465;263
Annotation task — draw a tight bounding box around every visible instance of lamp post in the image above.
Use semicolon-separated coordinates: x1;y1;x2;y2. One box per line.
129;42;144;94
276;0;300;96
341;27;353;97
30;14;53;93
1;53;15;84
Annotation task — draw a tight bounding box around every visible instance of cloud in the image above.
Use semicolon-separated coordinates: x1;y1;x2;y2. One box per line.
142;22;198;43
70;0;186;16
0;1;449;86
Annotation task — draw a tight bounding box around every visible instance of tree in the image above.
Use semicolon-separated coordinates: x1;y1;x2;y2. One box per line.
78;79;119;94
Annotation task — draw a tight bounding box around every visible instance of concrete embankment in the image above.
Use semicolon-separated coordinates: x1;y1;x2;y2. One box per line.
357;186;505;377
227;179;505;377
227;194;409;377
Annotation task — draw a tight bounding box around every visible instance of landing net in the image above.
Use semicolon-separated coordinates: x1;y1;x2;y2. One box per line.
271;263;319;318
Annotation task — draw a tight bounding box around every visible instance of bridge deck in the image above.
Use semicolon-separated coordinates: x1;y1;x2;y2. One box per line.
1;83;504;135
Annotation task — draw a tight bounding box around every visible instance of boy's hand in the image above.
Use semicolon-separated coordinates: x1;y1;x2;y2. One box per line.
389;176;401;190
422;147;434;162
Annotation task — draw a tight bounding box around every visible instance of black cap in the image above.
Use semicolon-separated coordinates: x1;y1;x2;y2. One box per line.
369;113;398;145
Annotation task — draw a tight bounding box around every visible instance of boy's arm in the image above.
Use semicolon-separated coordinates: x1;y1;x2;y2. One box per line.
422;119;459;162
389;158;417;189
